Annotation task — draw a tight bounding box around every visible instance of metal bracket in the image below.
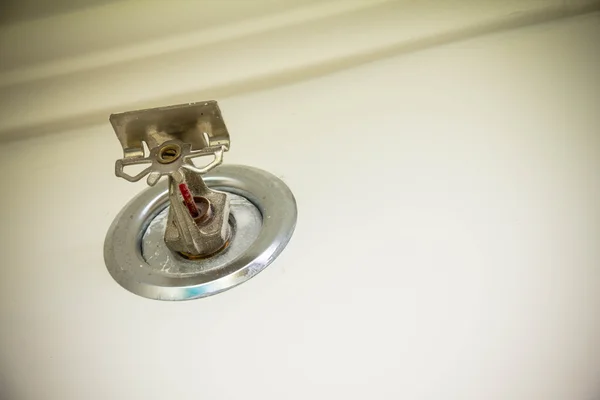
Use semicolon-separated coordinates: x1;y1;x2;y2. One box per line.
110;101;232;257
110;101;230;186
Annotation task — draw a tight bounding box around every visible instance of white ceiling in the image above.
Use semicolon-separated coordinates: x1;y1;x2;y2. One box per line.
0;0;124;25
